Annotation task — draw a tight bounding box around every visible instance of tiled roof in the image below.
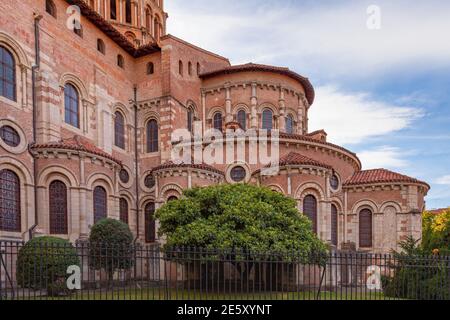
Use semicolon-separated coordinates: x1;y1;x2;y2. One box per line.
31;135;121;165
151;161;224;176
278;152;332;169
65;0;160;57
253;152;332;175
344;169;429;188
199;63;315;105
428;208;448;215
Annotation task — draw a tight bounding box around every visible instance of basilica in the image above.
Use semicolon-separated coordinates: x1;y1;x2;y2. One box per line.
0;0;429;252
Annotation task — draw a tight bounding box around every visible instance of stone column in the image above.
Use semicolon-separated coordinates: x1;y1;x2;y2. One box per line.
225;84;233;123
297;95;304;134
279;87;286;131
201;91;206;135
250;82;258;128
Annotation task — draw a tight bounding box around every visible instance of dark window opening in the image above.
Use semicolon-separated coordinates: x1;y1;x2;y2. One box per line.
0;169;21;232
45;0;57;18
64;83;79;128
230;166;246;182
359;209;373;248
110;0;117;20
144;174;155;189
147;62;154;75
119;169;129;184
93;186;107;224
114;111;125;149
97;39;105;54
237;110;246;130
125;0;132;24
213;113;223;132
49;180;68;235
303;195;317;234
146;119;158;153
331;204;338;246
0;126;20;147
145;202;156;243
120;198;129;224
0;45;16;101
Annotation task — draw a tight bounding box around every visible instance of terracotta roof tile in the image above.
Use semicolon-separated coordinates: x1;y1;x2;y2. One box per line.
200;63;315;105
344;169;429;188
278;152;332;169
428;208;449;215
151;161;224;176
31;135;121;165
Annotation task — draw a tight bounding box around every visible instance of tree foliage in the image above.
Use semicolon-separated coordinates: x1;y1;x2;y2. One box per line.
422;209;450;255
16;237;80;296
156;184;328;263
88;218;134;279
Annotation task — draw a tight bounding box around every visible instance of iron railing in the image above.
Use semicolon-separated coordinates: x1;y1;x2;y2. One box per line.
0;241;449;300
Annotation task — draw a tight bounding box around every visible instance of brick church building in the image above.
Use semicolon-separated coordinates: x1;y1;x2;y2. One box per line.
0;0;429;252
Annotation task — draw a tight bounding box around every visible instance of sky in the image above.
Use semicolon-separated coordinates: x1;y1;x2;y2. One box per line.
165;0;450;209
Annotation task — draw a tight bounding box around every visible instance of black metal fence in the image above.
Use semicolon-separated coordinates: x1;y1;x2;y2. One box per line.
1;241;449;300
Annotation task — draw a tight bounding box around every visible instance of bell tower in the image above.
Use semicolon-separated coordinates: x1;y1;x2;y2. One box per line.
87;0;168;46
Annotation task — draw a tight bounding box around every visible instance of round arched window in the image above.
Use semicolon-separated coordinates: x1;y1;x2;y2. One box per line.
119;169;130;184
330;174;340;190
0;126;20;147
230;166;247;182
144;174;155;189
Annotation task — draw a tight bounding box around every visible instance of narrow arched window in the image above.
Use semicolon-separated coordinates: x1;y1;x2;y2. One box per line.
145;8;152;30
188;61;192;76
45;0;57;18
125;0;132;24
303;195;317;234
359;209;373;248
262;109;273;130
117;55;124;68
147;119;159;153
93;186;107;224
286;114;294;134
237;110;246;130
114;111;125;149
154;17;160;39
49;180;68;235
145;202;156;243
187;107;195;133
0;169;21;232
110;0;117;20
331;204;338;246
120;198;129;224
64;83;80;128
213;112;223;132
178;60;183;76
97;39;105;54
147;62;154;75
0;45;16;102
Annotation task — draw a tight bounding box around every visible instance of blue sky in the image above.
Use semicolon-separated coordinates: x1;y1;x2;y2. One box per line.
165;0;450;209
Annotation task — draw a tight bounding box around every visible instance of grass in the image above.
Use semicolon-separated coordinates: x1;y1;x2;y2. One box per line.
13;288;388;301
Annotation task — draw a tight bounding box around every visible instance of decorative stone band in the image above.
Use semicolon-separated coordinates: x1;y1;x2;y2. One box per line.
151;161;225;180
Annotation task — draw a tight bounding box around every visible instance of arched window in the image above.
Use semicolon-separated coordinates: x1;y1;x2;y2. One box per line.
0;169;21;232
167;196;178;202
359;209;373;248
125;0;132;24
49;180;68;235
303;195;317;234
154;17;160;39
178;60;183;76
188;62;192;76
237;110;246;130
213;112;223;132
93;186;107;224
97;39;105;54
114;111;125;149
331;204;338;246
0;45;16;101
45;0;57;18
147;62;154;75
117;55;124;68
146;119;159;153
197;62;201;76
64;83;80;128
145;202;156;243
119;198;129;224
262;109;273;130
145;8;152;30
110;0;117;20
286;114;294;134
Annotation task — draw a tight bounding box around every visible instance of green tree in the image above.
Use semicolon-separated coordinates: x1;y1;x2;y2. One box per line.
88;218;134;285
16;237;80;296
156;184;328;285
422;209;450;255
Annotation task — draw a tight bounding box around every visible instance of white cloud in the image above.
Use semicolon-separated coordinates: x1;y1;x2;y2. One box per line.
357;146;409;170
309;86;423;145
435;175;450;185
165;0;450;78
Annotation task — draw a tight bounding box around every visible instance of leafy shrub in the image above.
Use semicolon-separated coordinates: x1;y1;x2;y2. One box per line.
382;236;450;300
16;237;80;296
88;218;134;281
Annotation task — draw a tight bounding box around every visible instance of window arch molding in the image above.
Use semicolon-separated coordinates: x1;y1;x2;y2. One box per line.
257;103;279;116
207;106;225;121
159;183;183;202
351;199;379;215
295;182;326;202
37;165;78;188
0;32;31;108
86;173;115;196
59;73;89;100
